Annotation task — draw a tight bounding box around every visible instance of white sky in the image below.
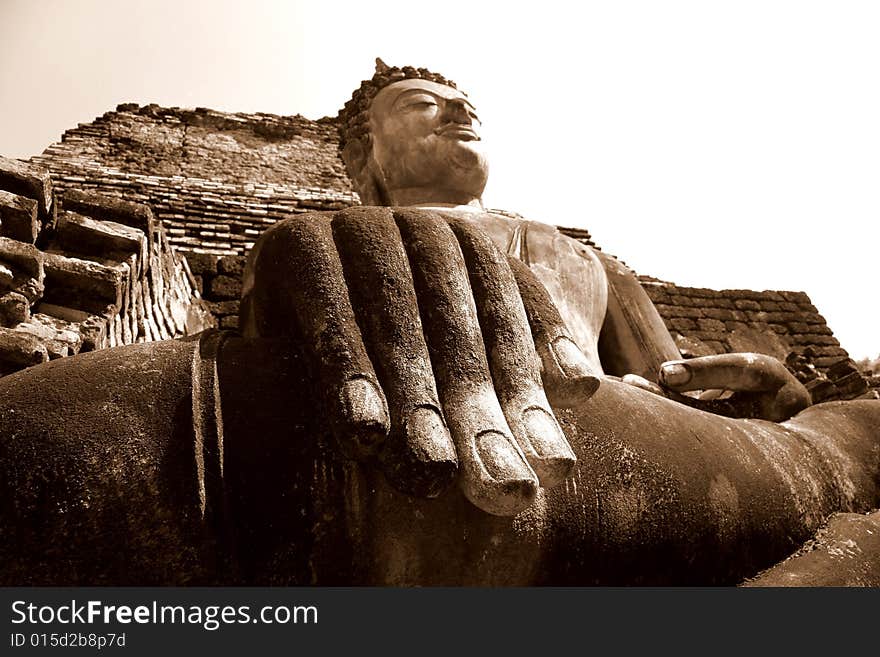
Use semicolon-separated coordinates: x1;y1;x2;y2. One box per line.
1;0;877;359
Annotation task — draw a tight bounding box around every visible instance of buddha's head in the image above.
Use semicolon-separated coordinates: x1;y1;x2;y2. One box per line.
337;59;489;207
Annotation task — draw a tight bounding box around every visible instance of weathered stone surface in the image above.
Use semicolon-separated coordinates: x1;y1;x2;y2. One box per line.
0;292;30;326
208;274;242;300
734;299;761;311
217;255;246;277
669;317;696;332
644;280;853;380
0;262;12;289
806;378;837;403
0;327;48;372
0;155;53;220
33;302;91;323
827;358;860;380
61;189;154;242
32;105;358;257
674;334;718;358
696;318;726;332
726;328;789;360
53;211;147;264
43;252;125;311
204;299;240;316
14;313;83;359
78;315;108;352
184;252;219;275
833;372;868;397
0;236;43;279
743;511;880;586
0;190;39;243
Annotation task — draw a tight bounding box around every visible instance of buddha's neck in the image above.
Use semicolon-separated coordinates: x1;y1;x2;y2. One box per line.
387;187;484;209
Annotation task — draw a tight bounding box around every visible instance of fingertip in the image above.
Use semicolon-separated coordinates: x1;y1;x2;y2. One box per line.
545;374;600;408
541;337;601;408
519;407;576;487
380;405;459;498
461;430;539;516
335;377;389;459
659;361;692;388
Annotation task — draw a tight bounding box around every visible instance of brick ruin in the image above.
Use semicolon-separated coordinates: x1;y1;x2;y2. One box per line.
3;102;874;401
0;155;211;375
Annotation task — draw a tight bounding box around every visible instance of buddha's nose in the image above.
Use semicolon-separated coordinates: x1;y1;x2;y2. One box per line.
443;99;473;124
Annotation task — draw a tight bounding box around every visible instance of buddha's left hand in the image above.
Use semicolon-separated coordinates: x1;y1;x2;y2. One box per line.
626;353;812;422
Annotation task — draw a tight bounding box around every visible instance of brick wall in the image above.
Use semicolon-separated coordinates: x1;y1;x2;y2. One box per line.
31;104;358;256
0;156;210;377
642;280;873;401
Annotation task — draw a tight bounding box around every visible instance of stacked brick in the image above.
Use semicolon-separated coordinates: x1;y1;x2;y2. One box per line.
0;156;212;377
641;280;872;401
186;253;246;331
30;104;358;257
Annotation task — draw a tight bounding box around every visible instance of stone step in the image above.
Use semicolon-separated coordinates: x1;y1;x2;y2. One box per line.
43;252;126;312
0;190;40;244
0;326;48;373
33;301;92;323
52;211;148;268
60;189;154;244
0;236;44;279
13;313;84;359
0;155;53;222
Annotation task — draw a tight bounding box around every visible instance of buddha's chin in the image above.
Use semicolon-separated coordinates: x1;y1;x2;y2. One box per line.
444;143;488;188
446;139;486;168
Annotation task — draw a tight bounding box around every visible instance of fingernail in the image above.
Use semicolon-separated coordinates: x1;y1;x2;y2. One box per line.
550;337;591;378
380;406;456;498
522;408;576;486
522;408;572;459
661;362;692;387
405;406;457;464
341;378;387;435
475;430;531;481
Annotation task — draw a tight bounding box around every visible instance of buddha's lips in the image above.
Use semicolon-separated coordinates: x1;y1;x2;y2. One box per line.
435;125;480;141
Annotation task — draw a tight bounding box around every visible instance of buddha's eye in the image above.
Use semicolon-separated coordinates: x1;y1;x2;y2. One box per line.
399;95;439;111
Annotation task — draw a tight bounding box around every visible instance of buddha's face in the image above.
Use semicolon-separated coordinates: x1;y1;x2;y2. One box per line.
368;79;489;204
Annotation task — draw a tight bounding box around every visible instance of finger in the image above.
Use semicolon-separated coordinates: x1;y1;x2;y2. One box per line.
622;373;667;397
659;353;795;393
447;216;575;488
250;215;388;459
394;209;538;516
506;256;600;407
332;207;457;498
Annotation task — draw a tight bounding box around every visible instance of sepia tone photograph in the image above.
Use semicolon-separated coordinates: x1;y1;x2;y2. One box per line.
0;0;878;589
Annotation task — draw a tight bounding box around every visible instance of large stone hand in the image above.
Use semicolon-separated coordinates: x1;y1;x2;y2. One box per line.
242;206;598;516
632;353;812;422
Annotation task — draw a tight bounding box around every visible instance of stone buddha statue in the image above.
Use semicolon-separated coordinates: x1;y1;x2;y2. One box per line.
0;60;878;586
240;59;816;517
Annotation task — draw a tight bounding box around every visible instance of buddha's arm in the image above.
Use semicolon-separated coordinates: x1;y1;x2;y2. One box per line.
593;250;681;380
593;250;811;421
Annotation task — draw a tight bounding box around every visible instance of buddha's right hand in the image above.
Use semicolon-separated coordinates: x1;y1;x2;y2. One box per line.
242;207;598;516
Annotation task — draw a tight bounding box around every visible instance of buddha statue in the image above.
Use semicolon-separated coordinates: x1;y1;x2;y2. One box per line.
0;60;877;586
240;59;816;516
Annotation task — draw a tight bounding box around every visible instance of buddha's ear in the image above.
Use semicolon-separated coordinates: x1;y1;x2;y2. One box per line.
341;137;389;206
341;138;369;181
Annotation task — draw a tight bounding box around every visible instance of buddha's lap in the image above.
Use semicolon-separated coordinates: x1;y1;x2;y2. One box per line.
0;336;877;584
